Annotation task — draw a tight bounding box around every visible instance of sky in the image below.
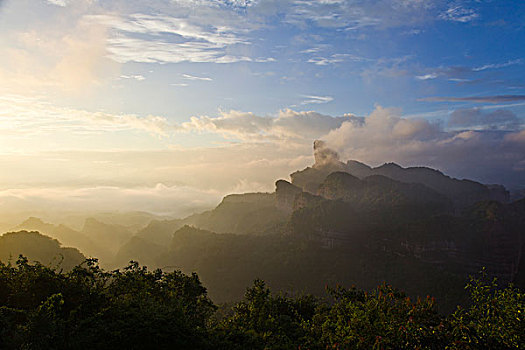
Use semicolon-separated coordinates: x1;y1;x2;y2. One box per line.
0;0;524;217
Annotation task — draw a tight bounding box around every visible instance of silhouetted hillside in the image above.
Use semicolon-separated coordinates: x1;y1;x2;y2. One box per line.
118;142;524;310
183;193;288;235
0;231;85;270
291;141;509;208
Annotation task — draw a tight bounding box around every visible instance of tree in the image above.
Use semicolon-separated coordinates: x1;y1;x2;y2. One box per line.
446;271;524;349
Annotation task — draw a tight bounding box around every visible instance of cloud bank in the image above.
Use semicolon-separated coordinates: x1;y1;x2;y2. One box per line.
2;93;523;190
0;184;221;218
180;109;359;142
323;106;525;188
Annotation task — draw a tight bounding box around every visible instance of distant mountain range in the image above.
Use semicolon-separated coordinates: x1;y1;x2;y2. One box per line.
2;141;524;311
13;217;134;267
291;140;509;208
111;142;525;310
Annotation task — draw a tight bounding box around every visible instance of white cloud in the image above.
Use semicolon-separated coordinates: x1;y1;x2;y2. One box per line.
323;106;525;187
300;95;334;105
46;0;68;6
415;73;438;80
85;10;264;64
120;74;145;81
181;108;352;142
255;57;276;63
301;47;323;54
439;5;479;23
90;14;247;46
307;53;368;66
0;95;176;139
275;0;447;30
473;59;522;72
182;74;213;81
104;36;251;64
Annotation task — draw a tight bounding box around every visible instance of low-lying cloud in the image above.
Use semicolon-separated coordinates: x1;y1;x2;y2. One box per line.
0;184;222;218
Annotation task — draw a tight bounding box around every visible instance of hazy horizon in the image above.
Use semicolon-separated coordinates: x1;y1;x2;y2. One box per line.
1;0;524;218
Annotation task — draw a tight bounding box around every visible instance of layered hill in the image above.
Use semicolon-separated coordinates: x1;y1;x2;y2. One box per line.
114;142;524;309
114;194;288;265
291;141;509;208
14;217;134;266
0;231;85;270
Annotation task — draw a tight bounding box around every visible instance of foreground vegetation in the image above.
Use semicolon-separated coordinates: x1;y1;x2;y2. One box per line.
0;257;522;349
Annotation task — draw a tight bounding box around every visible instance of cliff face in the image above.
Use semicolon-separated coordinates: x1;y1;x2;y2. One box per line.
317;172;452;212
282;142;522;284
288;193;525;284
129;141;523;292
182;192;288;235
275;180;302;212
396;200;525;284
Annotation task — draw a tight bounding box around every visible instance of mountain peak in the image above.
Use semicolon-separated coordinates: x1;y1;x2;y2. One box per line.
17;217;52;230
21;217;46;225
377;162;403;170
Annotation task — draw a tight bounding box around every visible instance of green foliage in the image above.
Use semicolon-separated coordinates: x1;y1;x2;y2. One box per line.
216;279;320;349
0;256;216;349
446;270;524;349
309;284;444;349
0;258;522;349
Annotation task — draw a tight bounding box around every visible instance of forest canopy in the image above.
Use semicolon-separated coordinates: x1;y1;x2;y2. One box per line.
0;257;522;350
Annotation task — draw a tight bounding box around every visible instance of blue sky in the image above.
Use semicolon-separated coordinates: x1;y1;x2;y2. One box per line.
0;0;524;215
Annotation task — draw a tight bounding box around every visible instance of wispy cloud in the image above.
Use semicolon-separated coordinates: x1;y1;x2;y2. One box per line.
120;75;145;81
421;95;525;103
448;108;520;130
104;36;252;64
473;59;522;72
300;95;334;105
255;57;276;63
439;5;479;23
46;0;68;7
0;95;176;139
415;73;438;80
300;47;323;54
87;13;257;64
414;59;523;82
182;74;213;81
90;14;247;46
281;0;453;30
307;53;369;66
